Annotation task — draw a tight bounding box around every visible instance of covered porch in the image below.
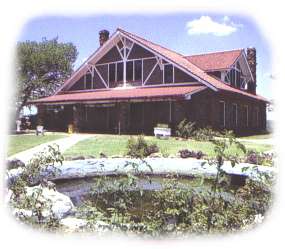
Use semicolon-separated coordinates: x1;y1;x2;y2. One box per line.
39;100;190;135
33;85;207;134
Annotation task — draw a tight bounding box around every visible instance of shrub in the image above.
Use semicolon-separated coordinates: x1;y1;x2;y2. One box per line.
146;144;159;155
194;126;216;141
156;123;169;128
176;119;196;139
127;135;159;158
7;159;25;170
245;151;274;166
179;149;204;159
8;145;64;228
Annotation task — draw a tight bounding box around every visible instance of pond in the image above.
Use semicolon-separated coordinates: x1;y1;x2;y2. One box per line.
55;175;240;209
53;173;271;234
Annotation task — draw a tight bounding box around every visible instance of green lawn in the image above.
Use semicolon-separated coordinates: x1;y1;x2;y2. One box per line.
8;133;68;156
63;134;273;158
238;133;273;140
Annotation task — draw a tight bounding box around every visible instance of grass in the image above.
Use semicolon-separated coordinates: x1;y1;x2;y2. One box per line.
7;133;68;156
63;134;273;158
238;133;273;140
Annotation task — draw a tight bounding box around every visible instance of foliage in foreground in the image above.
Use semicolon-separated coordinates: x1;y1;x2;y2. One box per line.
8;145;64;230
7;131;274;236
245;150;274;166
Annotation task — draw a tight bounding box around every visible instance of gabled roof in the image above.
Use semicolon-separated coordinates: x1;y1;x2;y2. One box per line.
117;29;267;102
30;85;207;104
184;49;243;71
39;28;267;104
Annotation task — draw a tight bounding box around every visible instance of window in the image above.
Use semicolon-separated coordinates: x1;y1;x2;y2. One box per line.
85;73;92;89
232;103;238;127
225;66;242;88
117;40;123;49
236;71;241;88
134;60;142;81
109;63;116;82
105;60;143;85
70;75;85;90
117;62;123;82
253;107;259;127
241;105;249;127
126;61;134;81
245;105;248;127
241;77;248;90
164;64;174;83
219;101;226;127
230;69;236;87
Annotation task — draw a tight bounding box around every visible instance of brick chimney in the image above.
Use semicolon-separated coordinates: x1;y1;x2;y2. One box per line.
246;47;257;94
99;30;109;46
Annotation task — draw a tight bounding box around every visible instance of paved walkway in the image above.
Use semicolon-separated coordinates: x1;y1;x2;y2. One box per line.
8;134;95;164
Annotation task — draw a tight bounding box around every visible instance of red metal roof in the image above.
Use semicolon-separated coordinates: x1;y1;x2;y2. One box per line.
184;49;242;71
31;85;207;104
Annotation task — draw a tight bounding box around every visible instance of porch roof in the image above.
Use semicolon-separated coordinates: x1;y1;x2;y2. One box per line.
30;85;207;104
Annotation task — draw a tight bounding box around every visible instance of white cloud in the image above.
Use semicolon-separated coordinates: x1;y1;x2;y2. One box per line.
186;16;241;36
264;72;276;80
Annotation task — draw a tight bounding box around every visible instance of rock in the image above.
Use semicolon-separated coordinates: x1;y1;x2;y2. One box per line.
148;153;163;158
110;155;122;158
85;155;95;159
60;217;87;231
179;149;192;158
10;185;74;220
71;156;85;161
64;156;73;161
99;153;107;158
7;159;25;170
40;179;56;190
7;158;276;183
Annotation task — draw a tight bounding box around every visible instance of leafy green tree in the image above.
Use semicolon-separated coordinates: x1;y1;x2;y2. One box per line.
15;37;78;115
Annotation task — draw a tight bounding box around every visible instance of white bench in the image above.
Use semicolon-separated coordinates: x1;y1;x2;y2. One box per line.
36;125;45;135
154;127;171;139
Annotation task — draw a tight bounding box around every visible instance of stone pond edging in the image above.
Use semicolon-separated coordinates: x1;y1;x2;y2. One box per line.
7;157;276;183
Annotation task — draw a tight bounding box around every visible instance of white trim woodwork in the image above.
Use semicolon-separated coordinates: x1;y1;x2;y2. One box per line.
143;61;159;85
94;66;108;88
58;29;220;93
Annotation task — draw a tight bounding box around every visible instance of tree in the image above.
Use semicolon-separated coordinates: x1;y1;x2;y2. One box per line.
15;37;78;115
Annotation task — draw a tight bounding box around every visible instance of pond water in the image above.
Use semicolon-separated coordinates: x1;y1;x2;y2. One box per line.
54;175;238;207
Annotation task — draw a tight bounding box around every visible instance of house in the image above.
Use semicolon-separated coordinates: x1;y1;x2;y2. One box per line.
30;28;268;135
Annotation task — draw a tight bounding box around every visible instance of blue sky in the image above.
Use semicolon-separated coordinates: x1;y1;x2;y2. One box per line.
19;13;273;99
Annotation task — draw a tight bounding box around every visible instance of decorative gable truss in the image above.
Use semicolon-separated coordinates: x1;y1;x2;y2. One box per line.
221;51;253;90
61;32;198;93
